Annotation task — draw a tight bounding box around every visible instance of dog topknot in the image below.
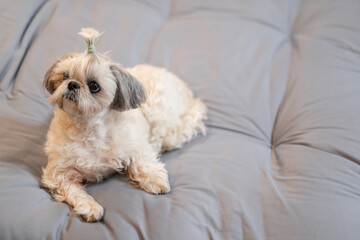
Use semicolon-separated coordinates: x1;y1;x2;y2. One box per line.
78;28;102;55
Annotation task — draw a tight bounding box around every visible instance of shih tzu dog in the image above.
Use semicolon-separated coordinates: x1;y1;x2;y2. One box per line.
41;28;207;222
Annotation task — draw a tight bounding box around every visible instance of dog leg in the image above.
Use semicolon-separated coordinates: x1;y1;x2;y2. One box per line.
127;155;171;194
42;166;104;222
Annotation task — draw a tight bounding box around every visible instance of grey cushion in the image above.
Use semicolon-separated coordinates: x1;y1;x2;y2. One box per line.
0;0;359;239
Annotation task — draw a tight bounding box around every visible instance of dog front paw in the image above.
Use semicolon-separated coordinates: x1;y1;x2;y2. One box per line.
75;200;104;222
128;160;171;194
142;176;171;194
139;168;171;194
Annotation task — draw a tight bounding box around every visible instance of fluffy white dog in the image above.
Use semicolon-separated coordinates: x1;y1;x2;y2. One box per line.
41;28;207;222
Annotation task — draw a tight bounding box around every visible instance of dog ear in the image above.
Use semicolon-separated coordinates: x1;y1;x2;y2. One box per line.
43;54;78;94
43;62;58;94
110;64;147;111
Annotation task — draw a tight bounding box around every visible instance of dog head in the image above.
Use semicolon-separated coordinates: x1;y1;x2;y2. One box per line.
43;28;146;117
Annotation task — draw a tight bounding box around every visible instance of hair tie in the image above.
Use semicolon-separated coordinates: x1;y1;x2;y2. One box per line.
88;44;96;54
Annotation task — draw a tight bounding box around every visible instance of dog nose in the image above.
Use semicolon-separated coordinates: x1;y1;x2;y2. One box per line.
68;81;80;91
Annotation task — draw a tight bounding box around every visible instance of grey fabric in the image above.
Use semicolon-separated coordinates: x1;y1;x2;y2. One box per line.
1;0;360;239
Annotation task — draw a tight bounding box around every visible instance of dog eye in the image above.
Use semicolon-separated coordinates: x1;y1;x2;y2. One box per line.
88;81;100;93
63;73;69;80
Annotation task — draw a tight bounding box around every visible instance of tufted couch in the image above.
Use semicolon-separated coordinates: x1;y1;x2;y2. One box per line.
0;0;359;239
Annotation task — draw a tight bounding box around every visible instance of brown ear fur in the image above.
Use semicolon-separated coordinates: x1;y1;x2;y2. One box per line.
43;54;79;94
43;62;59;94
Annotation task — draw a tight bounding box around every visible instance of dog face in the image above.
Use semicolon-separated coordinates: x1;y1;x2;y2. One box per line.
44;52;146;117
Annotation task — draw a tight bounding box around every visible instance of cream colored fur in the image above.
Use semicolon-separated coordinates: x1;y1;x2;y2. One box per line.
41;28;207;222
